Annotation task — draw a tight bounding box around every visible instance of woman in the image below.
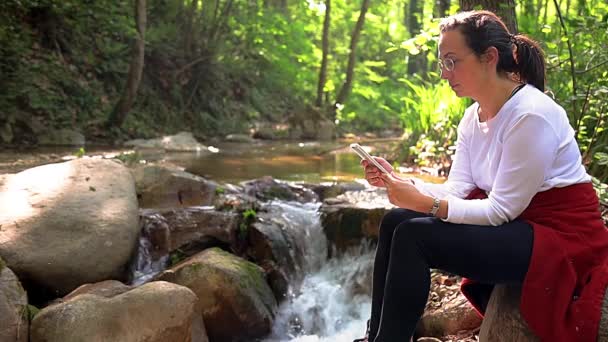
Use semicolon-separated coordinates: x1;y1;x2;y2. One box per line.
355;10;608;342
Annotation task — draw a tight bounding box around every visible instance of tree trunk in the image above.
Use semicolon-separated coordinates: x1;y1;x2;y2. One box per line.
183;0;197;59
524;0;535;20
436;0;451;18
316;0;331;108
481;284;608;341
333;0;371;116
406;0;427;75
107;0;147;128
478;285;540;341
577;0;588;15
459;0;518;33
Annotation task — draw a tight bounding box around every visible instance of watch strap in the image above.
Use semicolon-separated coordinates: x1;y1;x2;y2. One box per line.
429;197;441;216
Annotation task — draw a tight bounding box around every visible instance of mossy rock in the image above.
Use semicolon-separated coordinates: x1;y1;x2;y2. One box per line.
158;247;276;341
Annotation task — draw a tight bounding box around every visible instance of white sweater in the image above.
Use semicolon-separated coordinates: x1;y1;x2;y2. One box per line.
415;84;591;226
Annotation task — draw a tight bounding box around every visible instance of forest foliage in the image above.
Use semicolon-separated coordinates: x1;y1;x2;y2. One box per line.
0;0;607;195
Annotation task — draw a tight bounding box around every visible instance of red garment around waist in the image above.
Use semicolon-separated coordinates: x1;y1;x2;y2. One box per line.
461;183;608;342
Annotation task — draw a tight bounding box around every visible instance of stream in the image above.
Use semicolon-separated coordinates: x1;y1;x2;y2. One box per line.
1;139;435;342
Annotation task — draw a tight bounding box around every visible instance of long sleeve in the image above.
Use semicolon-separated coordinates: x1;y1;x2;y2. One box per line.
445;114;559;225
415;111;477;200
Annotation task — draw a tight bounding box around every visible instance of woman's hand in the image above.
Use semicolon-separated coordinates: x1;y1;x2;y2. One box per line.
362;157;393;187
379;172;422;209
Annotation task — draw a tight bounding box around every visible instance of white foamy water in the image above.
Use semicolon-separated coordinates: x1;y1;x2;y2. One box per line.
129;212;170;286
264;201;376;342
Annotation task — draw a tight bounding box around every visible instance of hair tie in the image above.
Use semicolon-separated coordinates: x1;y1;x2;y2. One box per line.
509;34;517;44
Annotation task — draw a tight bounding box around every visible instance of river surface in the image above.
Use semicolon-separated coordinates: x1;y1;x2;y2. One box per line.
0;139;439;184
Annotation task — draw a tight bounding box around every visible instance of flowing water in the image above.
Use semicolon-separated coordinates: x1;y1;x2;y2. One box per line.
254;201;376;342
128;211;172;286
2;140;438;341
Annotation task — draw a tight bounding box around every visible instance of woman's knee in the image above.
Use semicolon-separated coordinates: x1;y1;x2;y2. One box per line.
379;208;427;240
391;218;434;246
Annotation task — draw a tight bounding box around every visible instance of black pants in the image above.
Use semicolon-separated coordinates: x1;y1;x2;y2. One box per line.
370;208;534;342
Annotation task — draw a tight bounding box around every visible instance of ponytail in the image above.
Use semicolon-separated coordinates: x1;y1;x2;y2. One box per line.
513;35;546;92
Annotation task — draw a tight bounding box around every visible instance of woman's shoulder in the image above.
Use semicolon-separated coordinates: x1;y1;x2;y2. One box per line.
511;85;565;116
504;85;571;134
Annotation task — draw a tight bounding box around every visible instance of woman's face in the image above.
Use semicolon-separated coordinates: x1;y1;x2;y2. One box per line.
438;29;488;98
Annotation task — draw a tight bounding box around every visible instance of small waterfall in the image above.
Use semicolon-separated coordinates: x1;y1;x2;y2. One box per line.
264;201;375;342
127;199;376;341
128;212;170;286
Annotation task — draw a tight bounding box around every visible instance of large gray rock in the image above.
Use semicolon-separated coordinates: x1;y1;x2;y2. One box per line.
0;257;28;342
0;158;140;297
124;131;208;152
31;281;207;342
158;247;277;342
132;164;218;209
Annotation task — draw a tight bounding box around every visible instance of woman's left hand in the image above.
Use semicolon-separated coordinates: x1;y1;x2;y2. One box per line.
380;172;421;209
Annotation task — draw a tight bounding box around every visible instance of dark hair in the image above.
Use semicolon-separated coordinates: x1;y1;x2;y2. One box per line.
439;10;546;92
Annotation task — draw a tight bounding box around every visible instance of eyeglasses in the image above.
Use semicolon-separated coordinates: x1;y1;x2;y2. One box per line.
437;52;474;73
438;57;458;72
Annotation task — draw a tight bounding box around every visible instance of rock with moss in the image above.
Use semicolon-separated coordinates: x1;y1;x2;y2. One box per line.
30;281;207;342
158;247;277;341
0;258;29;342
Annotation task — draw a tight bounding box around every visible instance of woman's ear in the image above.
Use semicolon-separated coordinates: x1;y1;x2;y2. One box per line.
482;46;500;68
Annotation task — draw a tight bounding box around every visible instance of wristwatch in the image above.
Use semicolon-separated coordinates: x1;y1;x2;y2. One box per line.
429;197;441;216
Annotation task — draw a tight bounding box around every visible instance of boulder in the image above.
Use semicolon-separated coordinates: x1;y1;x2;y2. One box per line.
132;164;218;209
31;281;207;342
307;181;366;201
61;280;133;301
416;272;481;339
158;247;277;341
417;290;482;338
142;207;241;255
320;188;393;253
124;131;208;152
241;176;318;203
0;158;140;297
0;257;28;342
213;184;259;212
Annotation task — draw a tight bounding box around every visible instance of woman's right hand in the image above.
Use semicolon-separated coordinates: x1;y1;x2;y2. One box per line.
362;157;393;187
